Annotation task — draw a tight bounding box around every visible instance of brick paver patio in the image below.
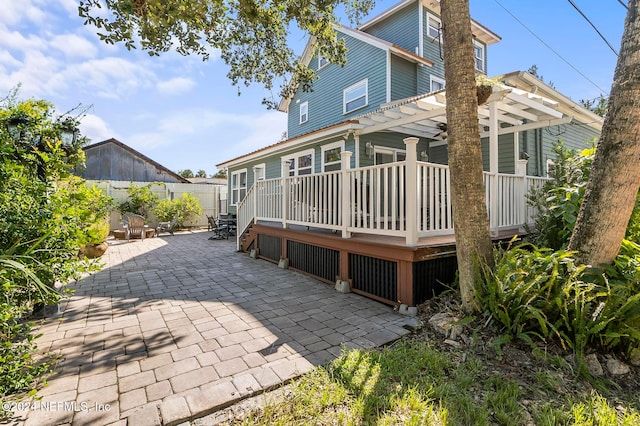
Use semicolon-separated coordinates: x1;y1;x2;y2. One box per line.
14;230;418;425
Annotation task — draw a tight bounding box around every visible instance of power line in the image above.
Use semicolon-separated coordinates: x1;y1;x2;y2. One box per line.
567;0;618;56
493;0;609;95
616;0;629;11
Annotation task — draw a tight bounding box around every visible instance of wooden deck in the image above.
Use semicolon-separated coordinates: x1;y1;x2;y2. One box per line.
243;221;525;307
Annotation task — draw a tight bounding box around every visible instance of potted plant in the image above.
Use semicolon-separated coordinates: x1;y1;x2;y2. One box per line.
79;218;110;258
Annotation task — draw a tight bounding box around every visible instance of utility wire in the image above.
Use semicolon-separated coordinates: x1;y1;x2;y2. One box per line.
567;0;618;56
616;0;629;11
493;0;609;95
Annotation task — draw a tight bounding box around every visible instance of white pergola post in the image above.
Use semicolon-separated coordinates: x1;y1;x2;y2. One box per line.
281;160;291;229
340;150;353;238
404;137;419;246
489;101;499;234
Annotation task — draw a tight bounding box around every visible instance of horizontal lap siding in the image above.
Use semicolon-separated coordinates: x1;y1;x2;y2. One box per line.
391;55;418;101
365;2;419;52
288;32;388;139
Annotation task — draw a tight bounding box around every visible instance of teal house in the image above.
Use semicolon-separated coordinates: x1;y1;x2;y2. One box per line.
216;0;603;307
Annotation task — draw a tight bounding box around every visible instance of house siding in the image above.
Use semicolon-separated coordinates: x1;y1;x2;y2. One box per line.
390;55;418;101
288;32;388;139
364;1;419;52
419;6;445;94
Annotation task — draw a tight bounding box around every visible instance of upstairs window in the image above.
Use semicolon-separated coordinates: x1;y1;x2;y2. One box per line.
343;79;368;114
231;169;247;205
474;40;485;73
318;54;329;69
430;75;445;92
427;14;442;42
299;101;308;124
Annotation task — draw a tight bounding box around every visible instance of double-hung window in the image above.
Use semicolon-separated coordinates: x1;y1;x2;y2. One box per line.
231;169;247;205
321;141;344;172
343;79;368;114
284;149;314;176
473;40;485;73
427;14;442;42
299;101;308;124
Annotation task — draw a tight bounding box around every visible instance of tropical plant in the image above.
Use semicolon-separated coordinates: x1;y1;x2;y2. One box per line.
477;239;640;374
527;142;594;249
0;91;103;414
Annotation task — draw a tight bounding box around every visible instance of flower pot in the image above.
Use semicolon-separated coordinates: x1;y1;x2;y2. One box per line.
79;242;109;258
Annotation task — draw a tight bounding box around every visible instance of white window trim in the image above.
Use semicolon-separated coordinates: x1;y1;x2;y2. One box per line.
374;146;406;165
430;75;446;92
427;13;442;42
474;40;486;73
299;101;308;124
321;141;345;172
546;159;555;178
343;78;368;114
230;168;247;206
282;148;315;176
253;163;266;181
318;54;329;70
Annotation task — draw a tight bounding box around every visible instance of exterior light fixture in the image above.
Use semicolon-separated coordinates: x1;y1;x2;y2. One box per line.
6;113;31;141
59;118;79;146
420;150;429;162
365;141;374;158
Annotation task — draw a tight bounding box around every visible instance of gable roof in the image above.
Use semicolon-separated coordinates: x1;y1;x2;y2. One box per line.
83;138;191;183
277;24;434;114
358;0;502;46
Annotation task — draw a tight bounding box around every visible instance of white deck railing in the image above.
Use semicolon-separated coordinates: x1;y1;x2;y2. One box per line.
237;139;550;248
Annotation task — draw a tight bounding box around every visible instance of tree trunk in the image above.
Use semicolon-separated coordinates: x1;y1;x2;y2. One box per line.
440;0;494;312
568;1;640;265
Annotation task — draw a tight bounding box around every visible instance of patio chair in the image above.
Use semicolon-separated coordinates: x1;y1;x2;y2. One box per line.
206;215;216;232
156;214;178;236
123;213;146;241
208;217;231;240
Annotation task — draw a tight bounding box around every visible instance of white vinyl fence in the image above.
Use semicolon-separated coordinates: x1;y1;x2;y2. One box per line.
86;180;227;230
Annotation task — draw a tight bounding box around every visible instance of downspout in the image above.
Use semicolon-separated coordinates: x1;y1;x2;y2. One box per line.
536;128;543;176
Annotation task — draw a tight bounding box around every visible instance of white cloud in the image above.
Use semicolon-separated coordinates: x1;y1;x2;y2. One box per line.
156;77;196;96
64;57;156;99
0;0;46;26
50;34;98;59
79;113;118;144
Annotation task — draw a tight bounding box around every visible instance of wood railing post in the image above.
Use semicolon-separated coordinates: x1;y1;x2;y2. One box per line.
404;137;419;246
281;160;291;229
516;159;528;228
341;150;353;238
489;101;499;235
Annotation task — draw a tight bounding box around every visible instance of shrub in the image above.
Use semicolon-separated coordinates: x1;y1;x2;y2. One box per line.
118;183;159;217
477;239;640;371
152;193;203;228
526;141;594;249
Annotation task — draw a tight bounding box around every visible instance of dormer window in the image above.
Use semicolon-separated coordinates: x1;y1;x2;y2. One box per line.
343;79;368;114
300;101;308;124
318;54;329;69
474;40;485;73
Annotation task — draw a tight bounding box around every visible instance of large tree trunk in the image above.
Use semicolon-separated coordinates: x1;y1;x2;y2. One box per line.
568;1;640;265
440;0;494;312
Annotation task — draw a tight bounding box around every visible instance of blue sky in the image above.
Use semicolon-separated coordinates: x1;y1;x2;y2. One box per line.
0;0;625;176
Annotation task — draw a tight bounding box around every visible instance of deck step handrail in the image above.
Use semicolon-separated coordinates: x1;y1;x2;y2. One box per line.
236;183;257;250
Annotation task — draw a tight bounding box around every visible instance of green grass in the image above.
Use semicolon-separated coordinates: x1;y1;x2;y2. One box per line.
226;339;640;426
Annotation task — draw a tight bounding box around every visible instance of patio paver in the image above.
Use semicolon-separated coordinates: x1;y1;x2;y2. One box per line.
16;230;419;425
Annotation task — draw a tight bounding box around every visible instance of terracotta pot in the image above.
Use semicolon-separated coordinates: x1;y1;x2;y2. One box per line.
79;242;109;258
